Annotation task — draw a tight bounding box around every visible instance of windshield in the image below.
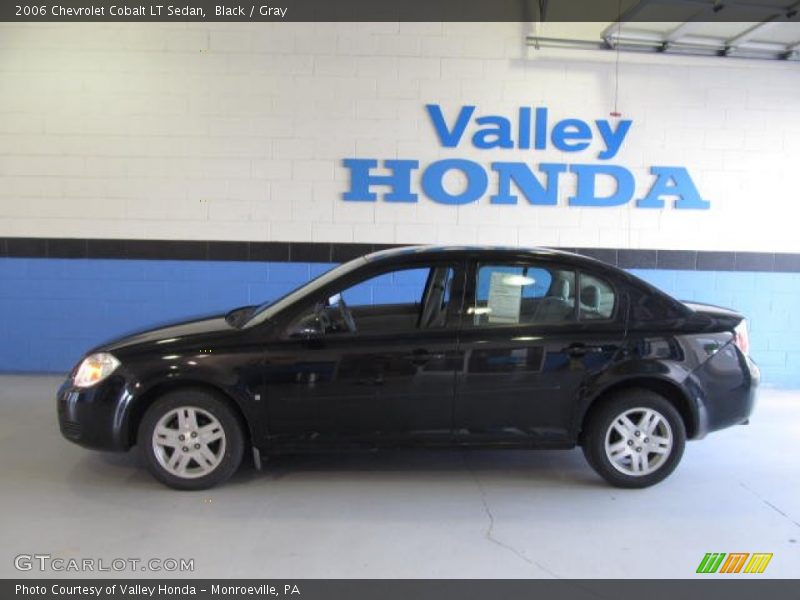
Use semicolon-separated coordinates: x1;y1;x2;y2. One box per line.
242;257;368;328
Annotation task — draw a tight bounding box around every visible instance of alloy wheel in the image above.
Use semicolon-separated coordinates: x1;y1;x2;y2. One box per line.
151;406;227;479
604;407;673;477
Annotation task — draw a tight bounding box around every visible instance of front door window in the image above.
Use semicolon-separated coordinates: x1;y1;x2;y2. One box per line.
286;265;456;337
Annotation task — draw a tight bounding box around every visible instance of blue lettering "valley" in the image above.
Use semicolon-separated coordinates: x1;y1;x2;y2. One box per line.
342;104;710;210
425;105;632;160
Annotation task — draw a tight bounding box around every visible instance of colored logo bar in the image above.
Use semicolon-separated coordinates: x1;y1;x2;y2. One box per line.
696;553;773;574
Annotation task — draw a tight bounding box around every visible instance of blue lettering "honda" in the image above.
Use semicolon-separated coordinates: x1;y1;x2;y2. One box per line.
342;104;710;210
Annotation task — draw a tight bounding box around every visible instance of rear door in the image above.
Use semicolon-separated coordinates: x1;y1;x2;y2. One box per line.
454;259;627;445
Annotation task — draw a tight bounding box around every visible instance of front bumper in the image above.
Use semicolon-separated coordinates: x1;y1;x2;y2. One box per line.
56;374;135;451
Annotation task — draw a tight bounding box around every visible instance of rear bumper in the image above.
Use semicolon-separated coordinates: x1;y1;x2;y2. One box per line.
690;345;760;439
56;375;135;451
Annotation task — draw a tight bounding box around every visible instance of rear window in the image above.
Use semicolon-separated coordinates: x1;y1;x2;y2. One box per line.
630;290;687;321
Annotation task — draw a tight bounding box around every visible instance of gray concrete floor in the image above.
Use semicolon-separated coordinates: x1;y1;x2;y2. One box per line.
0;375;797;579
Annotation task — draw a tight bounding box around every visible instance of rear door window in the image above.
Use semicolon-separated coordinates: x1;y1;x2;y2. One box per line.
469;264;576;326
578;272;616;320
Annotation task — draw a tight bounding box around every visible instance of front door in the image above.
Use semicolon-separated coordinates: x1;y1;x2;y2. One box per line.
263;262;464;448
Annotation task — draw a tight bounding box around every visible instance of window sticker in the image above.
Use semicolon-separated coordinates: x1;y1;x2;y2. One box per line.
487;271;534;323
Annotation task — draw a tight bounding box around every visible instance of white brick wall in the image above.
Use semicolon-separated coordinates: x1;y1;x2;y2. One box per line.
1;22;799;252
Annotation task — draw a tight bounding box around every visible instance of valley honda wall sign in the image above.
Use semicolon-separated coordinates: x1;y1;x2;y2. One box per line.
342;104;710;209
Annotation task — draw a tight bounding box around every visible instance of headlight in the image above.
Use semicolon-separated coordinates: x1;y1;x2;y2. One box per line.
73;353;121;388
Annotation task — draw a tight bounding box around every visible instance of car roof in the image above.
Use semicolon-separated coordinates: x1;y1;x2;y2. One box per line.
364;244;600;265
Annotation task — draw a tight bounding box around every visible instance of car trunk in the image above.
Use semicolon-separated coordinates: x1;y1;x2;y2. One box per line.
682;301;744;332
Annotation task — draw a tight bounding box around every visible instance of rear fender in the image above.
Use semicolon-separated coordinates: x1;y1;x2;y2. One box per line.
573;357;702;440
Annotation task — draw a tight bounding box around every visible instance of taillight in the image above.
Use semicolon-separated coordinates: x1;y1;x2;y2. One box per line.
733;320;750;356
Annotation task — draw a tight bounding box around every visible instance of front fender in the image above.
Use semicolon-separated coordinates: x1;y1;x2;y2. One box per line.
119;355;264;449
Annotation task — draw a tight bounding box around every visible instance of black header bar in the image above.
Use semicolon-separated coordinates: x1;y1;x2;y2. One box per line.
2;0;797;22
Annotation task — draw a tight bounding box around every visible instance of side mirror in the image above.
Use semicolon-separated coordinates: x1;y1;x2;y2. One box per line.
288;315;325;339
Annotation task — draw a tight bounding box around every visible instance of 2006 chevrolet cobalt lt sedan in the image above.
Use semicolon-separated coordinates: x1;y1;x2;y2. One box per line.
58;246;759;490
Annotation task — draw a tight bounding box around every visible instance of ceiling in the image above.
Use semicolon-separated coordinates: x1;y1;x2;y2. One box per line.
529;0;800;61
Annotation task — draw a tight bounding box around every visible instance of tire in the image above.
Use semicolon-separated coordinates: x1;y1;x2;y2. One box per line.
582;389;686;488
137;388;245;490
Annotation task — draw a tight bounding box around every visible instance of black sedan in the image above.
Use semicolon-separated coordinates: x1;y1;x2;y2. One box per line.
57;246;759;490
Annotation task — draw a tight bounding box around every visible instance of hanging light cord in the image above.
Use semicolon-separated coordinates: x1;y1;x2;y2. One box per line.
612;0;622;116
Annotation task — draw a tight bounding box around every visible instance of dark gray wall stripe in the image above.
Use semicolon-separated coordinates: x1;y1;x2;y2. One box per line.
2;238;800;273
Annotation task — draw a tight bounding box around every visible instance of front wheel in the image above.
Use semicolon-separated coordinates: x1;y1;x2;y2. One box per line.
582;389;686;488
138;389;245;490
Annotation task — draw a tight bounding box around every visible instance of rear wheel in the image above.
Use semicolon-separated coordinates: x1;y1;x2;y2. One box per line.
138;389;244;490
582;389;686;488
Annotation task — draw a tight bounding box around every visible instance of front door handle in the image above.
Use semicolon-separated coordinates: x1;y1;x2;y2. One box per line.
562;343;603;357
408;349;433;366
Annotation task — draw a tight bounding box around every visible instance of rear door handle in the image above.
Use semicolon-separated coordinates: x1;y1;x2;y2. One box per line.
562;343;603;357
407;348;442;366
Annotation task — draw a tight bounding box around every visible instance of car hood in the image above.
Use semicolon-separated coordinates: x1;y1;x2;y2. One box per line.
92;313;237;354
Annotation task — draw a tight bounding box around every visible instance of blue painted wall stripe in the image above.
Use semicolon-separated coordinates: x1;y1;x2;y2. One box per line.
1;258;797;386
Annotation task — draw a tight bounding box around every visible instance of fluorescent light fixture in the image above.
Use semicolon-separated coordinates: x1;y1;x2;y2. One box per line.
502;275;535;286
